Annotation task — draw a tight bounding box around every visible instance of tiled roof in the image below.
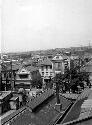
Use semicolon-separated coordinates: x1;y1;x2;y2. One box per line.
81;60;92;73
2;90;71;125
2;61;21;71
27;89;54;110
39;58;52;66
52;54;63;60
17;66;39;74
62;93;79;100
7;64;20;71
26;66;39;72
60;88;92;125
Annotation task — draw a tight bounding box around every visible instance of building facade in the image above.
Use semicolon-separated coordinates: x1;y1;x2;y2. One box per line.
52;54;65;74
15;67;32;89
39;58;54;88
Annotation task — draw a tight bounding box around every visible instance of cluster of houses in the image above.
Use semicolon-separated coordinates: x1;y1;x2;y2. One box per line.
0;53;82;91
1;52;92;125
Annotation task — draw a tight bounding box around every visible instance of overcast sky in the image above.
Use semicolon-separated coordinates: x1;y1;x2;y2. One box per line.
0;0;92;52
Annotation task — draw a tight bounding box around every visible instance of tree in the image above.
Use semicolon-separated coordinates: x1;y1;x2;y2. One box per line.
63;65;90;93
52;64;90;94
53;73;65;92
0;73;2;91
31;72;42;89
53;73;63;104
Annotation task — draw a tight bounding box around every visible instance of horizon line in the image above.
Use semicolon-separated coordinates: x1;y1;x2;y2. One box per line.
0;44;92;54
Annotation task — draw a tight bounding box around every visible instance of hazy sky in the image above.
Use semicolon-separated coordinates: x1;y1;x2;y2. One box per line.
1;0;92;52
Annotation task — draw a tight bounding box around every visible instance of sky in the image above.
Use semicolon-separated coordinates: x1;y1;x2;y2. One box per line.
0;0;92;52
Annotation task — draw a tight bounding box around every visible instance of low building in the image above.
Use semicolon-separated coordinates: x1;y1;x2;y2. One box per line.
1;62;20;91
0;91;12;115
1;89;72;125
57;88;92;125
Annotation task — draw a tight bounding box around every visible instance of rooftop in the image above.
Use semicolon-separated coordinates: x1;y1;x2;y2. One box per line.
39;58;52;66
0;91;12;102
52;54;63;61
1;89;71;125
58;88;92;125
17;65;39;75
81;60;92;73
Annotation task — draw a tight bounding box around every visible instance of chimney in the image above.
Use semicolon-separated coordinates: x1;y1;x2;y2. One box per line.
55;103;62;112
55;82;62;112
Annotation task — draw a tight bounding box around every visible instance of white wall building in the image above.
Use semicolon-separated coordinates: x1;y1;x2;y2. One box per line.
39;58;54;87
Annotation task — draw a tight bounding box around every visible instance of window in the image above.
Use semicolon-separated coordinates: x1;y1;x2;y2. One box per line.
42;72;44;76
4;73;6;78
41;66;44;71
9;73;11;78
56;56;59;59
50;66;52;69
46;72;48;76
46;66;48;70
19;74;28;79
58;63;61;69
55;63;58;69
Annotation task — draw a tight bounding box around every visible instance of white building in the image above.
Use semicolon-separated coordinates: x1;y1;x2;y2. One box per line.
39;58;54;86
15;66;39;89
52;54;65;74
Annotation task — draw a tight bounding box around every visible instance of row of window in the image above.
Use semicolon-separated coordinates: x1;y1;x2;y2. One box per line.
41;66;52;71
41;72;53;76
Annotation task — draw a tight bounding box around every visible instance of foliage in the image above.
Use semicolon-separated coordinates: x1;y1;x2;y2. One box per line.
53;66;90;93
31;72;43;89
20;53;32;60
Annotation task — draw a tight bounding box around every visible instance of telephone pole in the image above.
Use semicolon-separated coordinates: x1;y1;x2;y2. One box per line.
10;59;14;91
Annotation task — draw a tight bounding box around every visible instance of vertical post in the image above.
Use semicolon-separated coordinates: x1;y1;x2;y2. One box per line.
14;71;16;90
69;52;71;93
0;64;2;91
56;81;60;104
55;73;62;112
5;72;7;91
10;59;14;91
79;57;81;73
10;60;12;90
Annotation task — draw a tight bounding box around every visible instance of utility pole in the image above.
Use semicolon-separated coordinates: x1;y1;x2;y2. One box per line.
56;81;60;104
1;0;5;91
55;73;62;112
55;73;60;104
10;59;14;91
0;63;2;91
69;52;72;93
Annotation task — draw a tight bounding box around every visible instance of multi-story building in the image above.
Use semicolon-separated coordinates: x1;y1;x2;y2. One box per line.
15;66;39;90
81;60;92;85
52;54;65;74
39;58;54;87
1;62;20;91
